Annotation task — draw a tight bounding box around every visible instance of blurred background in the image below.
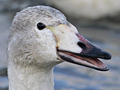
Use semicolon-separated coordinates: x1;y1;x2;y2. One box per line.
0;0;120;90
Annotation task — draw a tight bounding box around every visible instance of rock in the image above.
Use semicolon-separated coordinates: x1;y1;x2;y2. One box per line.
48;0;120;19
1;0;120;20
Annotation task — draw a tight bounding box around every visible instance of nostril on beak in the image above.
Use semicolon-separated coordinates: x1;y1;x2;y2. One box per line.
77;42;87;50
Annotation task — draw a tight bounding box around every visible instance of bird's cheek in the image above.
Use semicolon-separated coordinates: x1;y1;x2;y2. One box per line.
49;24;82;53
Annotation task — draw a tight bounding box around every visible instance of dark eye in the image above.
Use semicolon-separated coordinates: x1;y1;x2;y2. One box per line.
37;22;46;30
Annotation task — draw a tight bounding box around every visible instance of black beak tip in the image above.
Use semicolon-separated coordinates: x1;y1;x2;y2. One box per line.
100;51;112;60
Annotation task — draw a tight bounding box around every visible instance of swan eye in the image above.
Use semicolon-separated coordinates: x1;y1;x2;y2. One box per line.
37;22;46;30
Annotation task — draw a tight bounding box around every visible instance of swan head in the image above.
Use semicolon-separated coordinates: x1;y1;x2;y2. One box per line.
8;6;111;71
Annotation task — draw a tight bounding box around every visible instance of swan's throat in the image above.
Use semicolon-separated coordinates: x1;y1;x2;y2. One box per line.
8;63;54;90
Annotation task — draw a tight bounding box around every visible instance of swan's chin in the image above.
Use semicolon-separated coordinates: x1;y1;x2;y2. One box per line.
57;50;109;71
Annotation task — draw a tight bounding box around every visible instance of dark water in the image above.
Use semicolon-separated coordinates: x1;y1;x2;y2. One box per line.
0;12;120;90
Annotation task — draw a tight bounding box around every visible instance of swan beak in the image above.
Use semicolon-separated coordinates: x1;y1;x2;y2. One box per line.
47;23;111;71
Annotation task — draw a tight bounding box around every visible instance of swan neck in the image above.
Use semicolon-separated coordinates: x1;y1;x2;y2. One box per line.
8;63;54;90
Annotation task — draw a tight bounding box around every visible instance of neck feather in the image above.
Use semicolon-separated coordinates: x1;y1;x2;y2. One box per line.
8;63;54;90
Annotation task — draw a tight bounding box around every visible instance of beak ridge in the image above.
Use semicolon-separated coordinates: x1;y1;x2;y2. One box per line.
76;33;111;60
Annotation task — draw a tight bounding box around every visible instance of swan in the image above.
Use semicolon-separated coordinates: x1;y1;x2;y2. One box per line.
7;5;111;90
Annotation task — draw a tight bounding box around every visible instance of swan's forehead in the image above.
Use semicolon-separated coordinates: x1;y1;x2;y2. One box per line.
14;6;67;27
